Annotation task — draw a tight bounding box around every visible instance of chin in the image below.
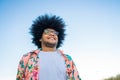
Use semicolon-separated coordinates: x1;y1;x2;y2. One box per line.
48;41;57;44
45;42;57;48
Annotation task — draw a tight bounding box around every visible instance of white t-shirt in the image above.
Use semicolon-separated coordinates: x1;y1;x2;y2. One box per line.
39;51;67;80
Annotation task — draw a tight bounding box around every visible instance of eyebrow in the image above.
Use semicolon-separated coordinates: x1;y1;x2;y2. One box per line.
46;29;56;31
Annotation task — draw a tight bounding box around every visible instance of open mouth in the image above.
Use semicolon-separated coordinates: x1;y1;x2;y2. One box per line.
47;37;56;40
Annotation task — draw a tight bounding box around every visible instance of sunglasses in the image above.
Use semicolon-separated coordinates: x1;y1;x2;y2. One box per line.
43;29;59;35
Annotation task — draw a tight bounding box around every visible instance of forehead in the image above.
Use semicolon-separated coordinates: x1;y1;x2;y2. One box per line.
44;28;56;31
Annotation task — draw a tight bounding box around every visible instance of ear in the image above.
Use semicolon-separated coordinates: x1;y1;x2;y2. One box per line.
39;39;42;42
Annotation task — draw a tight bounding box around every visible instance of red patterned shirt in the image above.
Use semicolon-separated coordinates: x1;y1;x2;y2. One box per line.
16;49;81;80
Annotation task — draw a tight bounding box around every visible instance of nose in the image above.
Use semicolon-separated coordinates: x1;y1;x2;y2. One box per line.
49;31;55;36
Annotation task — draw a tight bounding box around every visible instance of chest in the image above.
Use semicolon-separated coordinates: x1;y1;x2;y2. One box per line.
39;52;66;72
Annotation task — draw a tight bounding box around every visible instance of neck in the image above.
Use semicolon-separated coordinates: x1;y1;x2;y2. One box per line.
41;47;57;52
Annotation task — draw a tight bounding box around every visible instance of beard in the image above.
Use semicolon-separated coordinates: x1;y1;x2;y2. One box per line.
43;41;57;48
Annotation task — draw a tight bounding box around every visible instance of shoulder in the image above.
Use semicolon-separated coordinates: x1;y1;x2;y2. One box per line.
19;52;31;64
59;50;73;61
21;49;39;60
64;54;73;61
22;49;40;57
22;52;31;59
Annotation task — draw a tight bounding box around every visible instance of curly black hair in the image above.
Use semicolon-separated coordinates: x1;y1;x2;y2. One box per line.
30;14;66;49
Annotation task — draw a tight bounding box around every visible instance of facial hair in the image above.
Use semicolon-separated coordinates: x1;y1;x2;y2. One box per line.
43;41;57;48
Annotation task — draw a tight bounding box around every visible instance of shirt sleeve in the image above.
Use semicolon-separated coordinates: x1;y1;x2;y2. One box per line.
72;61;81;80
16;53;30;80
65;54;82;80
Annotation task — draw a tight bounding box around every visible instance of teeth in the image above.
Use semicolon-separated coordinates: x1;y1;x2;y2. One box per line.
49;37;55;40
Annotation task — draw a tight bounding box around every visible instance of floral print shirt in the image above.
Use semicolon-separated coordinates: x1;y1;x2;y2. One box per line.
16;49;81;80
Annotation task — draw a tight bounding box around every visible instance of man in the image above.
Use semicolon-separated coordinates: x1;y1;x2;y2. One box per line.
16;14;81;80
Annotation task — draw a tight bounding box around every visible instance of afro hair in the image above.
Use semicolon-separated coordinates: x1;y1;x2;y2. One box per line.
30;14;66;49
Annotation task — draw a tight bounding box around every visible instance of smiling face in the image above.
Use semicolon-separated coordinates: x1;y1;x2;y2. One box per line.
40;28;59;48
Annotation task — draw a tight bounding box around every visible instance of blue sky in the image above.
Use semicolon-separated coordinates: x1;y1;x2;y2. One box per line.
0;0;120;80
